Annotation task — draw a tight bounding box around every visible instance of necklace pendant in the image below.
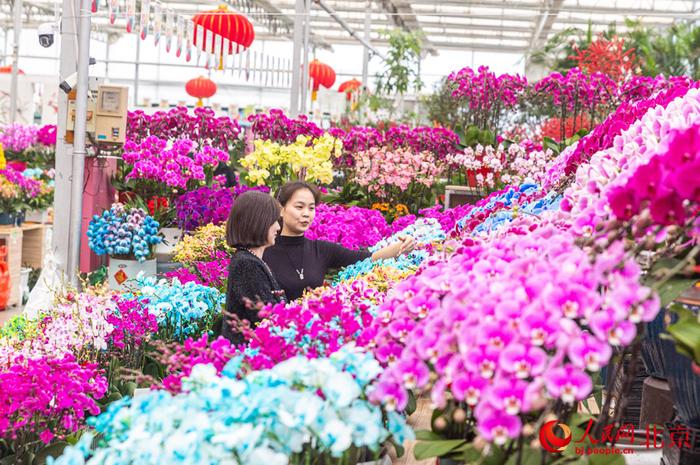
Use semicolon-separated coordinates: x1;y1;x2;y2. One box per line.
297;268;304;280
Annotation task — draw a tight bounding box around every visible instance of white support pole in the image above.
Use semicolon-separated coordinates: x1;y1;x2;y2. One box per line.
133;36;140;106
105;35;110;81
66;0;92;285
361;1;370;84
53;0;80;277
290;0;305;116
360;0;371;120
9;0;22;123
2;28;9;66
300;0;311;116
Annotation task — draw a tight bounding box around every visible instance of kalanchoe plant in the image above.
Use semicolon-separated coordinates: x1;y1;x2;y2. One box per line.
87;203;162;262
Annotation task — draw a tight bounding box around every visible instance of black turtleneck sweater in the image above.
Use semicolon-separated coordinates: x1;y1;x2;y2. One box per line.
263;235;372;300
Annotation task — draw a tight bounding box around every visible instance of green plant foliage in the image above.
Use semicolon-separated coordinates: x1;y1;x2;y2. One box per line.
375;29;424;97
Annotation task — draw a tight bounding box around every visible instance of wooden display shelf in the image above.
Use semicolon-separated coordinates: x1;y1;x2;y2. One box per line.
20;223;50;269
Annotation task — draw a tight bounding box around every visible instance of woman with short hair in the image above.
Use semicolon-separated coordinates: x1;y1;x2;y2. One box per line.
263;181;414;301
223;191;285;343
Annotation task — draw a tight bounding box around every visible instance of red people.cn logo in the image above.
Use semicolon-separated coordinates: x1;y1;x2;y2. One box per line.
539;420;573;453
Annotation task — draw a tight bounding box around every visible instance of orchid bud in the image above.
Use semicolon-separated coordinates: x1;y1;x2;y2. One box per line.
433;416;447;431
452;408;467;423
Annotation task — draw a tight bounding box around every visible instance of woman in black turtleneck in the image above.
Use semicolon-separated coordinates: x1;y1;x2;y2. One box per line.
263;182;415;301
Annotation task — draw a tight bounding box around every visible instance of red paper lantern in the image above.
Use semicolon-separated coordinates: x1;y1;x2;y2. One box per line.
308;59;336;102
185;76;217;106
192;4;255;56
338;78;361;101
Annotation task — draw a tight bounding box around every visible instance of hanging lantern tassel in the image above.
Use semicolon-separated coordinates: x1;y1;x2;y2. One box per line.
175;15;184;57
153;2;162;46
139;0;150;40
214;33;223;70
185;20;194;62
125;0;136;33
252;50;258;82
108;0;119;24
224;38;232;73
165;8;174;52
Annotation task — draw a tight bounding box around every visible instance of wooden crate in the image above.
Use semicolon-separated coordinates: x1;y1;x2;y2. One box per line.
0;226;23;308
21;223;49;269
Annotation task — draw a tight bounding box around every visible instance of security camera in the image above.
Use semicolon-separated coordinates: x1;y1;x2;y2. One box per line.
59;58;97;94
38;22;57;48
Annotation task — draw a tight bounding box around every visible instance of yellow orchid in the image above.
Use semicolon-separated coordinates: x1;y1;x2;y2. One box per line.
241;132;343;190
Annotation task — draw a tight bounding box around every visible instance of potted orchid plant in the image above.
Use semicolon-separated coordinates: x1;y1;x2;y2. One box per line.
0;167;41;226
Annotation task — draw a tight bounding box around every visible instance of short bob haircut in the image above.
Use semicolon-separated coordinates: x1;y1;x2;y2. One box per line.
226;191;281;248
276;181;321;207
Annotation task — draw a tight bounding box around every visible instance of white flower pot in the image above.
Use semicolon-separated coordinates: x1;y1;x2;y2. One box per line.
108;257;157;291
133;388;151;398
155;227;183;261
20;267;31;303
25;209;51;223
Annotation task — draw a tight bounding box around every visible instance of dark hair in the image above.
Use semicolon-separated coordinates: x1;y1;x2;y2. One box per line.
226;191;281;248
276;181;321;207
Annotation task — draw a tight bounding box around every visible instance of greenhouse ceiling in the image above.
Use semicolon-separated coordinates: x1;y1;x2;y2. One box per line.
1;0;698;54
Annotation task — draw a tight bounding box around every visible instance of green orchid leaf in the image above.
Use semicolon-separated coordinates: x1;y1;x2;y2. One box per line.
413;439;468;460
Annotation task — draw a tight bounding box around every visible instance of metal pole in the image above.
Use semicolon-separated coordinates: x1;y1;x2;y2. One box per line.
105;35;110;80
67;0;92;285
2;29;8;66
361;1;371;84
290;0;305;116
53;0;79;277
300;0;310;115
360;1;371;121
9;0;22;123
133;36;140;106
315;0;384;60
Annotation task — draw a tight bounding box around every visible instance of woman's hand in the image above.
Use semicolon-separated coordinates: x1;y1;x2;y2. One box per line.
396;235;415;256
372;235;416;261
